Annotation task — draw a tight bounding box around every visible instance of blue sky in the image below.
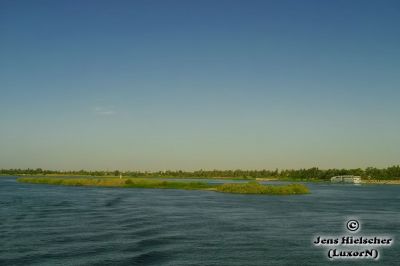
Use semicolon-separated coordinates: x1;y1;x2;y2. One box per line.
1;0;399;170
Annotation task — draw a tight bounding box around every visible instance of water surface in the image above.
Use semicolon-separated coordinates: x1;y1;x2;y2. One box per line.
0;177;399;265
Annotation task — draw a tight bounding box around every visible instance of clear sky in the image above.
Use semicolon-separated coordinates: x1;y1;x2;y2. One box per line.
1;0;399;171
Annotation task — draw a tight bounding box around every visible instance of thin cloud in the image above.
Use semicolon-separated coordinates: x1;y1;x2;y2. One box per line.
93;106;116;116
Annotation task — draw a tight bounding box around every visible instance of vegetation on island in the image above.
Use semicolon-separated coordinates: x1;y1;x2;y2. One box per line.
3;165;400;181
17;177;310;195
215;182;309;195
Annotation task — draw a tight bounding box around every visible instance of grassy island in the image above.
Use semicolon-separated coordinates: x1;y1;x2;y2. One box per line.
216;182;310;195
17;177;309;195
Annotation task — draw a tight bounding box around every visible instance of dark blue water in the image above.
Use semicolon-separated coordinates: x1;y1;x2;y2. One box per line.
0;177;399;265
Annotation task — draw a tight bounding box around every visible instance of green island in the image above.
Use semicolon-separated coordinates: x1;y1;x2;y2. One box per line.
17;177;310;195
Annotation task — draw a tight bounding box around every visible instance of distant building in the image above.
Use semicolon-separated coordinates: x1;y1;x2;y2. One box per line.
331;175;362;184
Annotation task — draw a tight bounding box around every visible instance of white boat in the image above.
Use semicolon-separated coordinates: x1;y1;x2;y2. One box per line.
331;175;362;184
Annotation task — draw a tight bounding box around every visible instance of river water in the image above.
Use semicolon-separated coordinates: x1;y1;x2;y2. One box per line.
0;177;399;265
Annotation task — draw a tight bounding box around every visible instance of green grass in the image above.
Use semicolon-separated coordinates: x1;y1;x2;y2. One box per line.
16;174;253;180
17;177;216;190
123;178;215;190
17;177;309;195
216;181;309;195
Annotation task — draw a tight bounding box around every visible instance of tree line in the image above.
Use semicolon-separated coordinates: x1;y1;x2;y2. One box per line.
1;166;400;180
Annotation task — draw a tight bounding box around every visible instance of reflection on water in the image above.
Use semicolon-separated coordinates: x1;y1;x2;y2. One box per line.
0;177;399;265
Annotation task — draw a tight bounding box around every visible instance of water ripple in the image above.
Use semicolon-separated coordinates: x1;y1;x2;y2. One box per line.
1;177;399;265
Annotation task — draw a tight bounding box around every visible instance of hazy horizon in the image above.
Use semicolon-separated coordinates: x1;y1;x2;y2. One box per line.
1;0;400;171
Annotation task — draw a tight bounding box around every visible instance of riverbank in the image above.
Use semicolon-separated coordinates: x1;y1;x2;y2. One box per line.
362;180;400;185
256;177;329;183
9;174;400;186
9;174;253;180
256;177;400;185
17;177;310;195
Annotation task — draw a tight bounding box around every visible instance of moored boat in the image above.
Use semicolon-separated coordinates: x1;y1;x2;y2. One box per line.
331;175;362;184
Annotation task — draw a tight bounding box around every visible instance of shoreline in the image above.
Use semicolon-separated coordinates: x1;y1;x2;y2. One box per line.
362;180;400;185
4;174;399;185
